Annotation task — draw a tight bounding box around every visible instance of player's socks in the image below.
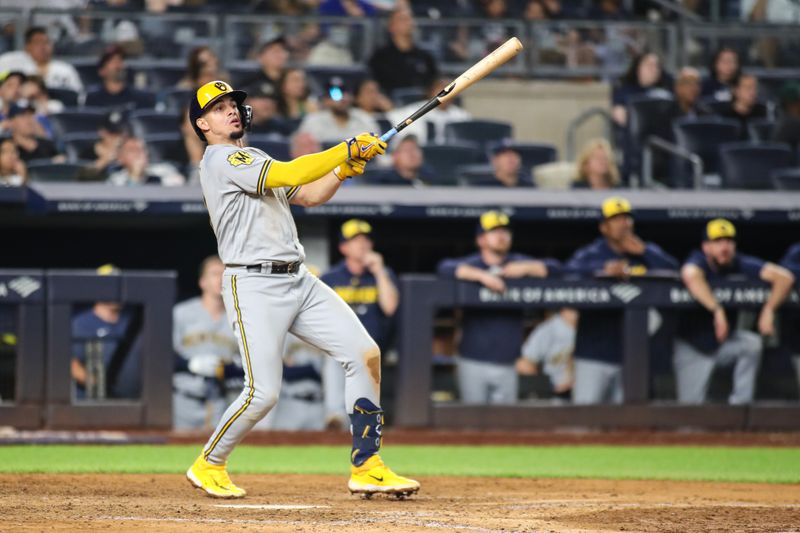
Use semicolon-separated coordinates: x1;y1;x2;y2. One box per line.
349;397;383;466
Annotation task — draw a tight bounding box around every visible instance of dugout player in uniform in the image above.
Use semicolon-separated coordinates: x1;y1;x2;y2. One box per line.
172;255;240;430
779;242;800;394
320;219;399;429
674;219;794;404
437;211;559;404
185;80;419;498
565;197;679;404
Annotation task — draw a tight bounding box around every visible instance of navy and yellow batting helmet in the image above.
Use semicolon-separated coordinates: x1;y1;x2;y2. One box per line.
189;80;249;141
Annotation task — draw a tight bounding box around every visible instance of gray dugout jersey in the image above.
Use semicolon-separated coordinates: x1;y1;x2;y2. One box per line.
199;144;304;265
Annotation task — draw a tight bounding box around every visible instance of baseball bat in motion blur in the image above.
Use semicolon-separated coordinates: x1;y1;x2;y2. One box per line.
379;37;524;143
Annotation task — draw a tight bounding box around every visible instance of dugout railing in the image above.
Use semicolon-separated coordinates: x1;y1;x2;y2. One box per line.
394;276;800;430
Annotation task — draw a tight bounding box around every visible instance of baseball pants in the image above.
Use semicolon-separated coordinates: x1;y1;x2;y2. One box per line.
673;331;762;405
203;265;380;465
323;355;348;425
457;357;518;404
572;358;623;405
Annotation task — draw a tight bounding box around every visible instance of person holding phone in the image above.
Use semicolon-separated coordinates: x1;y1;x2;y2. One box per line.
297;76;380;144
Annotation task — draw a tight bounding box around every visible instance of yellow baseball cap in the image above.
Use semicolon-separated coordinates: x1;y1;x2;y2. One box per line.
601;196;632;219
96;263;121;276
705;218;736;241
478;210;511;234
341;219;372;241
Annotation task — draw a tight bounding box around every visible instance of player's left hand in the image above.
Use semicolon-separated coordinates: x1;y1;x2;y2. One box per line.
334;157;367;181
346;132;387;161
758;306;775;336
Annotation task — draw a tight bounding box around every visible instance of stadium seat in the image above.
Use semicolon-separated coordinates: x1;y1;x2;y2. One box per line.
456;163;497;186
748;119;776;142
160;88;194;112
701;98;730;115
228;64;260;88
422;143;486;185
49;108;108;138
444;120;513;151
26;161;90;183
391;87;426;106
673;117;741;176
248;135;291;161
47;88;80;108
305;66;368;96
145;133;189;168
363;169;409;185
771;167;800;190
62;133;99;163
137;62;186;90
627;96;675;145
719;142;794;190
487;142;557;169
130;110;182;138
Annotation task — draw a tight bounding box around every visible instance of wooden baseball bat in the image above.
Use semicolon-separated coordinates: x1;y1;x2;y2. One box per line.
379;37;524;142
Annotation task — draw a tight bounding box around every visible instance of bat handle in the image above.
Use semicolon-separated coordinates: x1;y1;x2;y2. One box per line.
380;128;398;142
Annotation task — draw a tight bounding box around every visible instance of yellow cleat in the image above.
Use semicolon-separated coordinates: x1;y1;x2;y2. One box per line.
186;455;247;499
348;454;420;498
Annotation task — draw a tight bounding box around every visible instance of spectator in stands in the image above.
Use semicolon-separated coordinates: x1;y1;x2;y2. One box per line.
742;0;800;23
779;242;800;395
670;67;711;119
290;130;322;159
385;77;471;145
180;107;204;183
7;100;59;162
368;7;438;95
318;0;383;16
701;47;740;102
611;52;672;127
321;219;399;428
20;76;58;138
246;88;290;135
277;68;318;121
82;110;129;180
772;82;800;149
717;73;767;137
71;264;141;400
297;76;380;144
0;26;83;94
588;0;630;19
437;211;558;404
0;71;25;124
107;136;184;186
572;138;620;190
85;46;155;110
0;136;27;186
172;255;240;430
515;308;576;401
565;197;679;404
178;46;229;90
489;144;531;187
354;78;393;118
241;36;289;98
674;219;794;404
368;135;433;185
307;24;356;66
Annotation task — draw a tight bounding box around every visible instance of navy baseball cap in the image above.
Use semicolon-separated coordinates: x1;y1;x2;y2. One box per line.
8;99;35;118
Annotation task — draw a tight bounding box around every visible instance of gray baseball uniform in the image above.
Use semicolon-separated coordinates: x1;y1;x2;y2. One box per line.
173;297;239;429
198;143;380;465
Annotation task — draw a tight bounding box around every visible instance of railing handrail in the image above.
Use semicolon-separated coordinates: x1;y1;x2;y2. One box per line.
565;107;614;161
643;135;704;190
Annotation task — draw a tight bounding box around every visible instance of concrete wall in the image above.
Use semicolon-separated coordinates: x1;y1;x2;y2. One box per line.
462;80;611;160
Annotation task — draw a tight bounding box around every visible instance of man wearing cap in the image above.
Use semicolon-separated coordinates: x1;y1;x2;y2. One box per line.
437;211;559;404
0;27;83;93
488;143;531;187
241;36;288;98
84;46;155;110
185;79;419;499
8;100;59;162
674;219;795;404
298;76;380;144
565;197;679;404
320;219;400;428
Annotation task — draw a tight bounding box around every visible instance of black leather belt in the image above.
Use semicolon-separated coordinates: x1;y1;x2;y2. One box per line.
245;261;302;274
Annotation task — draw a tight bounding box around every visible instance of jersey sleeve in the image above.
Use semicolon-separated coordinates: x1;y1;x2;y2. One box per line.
215;147;272;195
780;244;800;277
737;253;766;278
683;250;707;271
286;185;301;200
643;243;680;270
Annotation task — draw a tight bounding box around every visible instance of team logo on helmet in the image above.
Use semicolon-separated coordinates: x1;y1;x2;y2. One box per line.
227;150;254;167
214;81;229;93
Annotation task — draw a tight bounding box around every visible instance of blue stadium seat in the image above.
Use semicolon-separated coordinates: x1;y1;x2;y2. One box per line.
391;87;426;106
456;163;497;186
26;161;90;183
673;117;741;176
363;169;409;185
248;134;291;161
47;88;80;108
49;108;108;138
228;64;260;88
719;142;794;190
487;142;557;169
130;110;182;138
748;118;776;142
444;120;513;151
145;133;189;167
160;88;194;112
62;133;99;163
771;167;800;190
422;143;486;185
138;62;186;91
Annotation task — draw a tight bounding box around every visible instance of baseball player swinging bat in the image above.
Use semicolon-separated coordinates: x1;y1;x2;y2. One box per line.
379;37;524;143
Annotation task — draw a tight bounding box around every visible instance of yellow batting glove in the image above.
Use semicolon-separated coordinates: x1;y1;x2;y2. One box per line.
334;157;367;181
346;132;387;161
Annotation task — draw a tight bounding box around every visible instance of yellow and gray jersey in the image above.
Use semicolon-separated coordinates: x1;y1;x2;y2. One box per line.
199;144;304;265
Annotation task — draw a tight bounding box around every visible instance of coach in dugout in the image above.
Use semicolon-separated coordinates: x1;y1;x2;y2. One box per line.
565;197;679;404
674;219;794;404
437;210;560;405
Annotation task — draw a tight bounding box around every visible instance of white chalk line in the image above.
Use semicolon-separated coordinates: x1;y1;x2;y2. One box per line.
214;504;330;510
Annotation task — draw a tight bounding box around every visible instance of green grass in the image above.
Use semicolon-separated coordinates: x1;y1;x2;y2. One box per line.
0;445;798;483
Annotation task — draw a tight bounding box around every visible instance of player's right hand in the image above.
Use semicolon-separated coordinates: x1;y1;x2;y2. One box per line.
334;157;367;181
346;132;387;161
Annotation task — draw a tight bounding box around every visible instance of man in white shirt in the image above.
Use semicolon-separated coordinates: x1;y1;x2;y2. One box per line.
298;76;380;144
386;77;471;145
0;27;83;94
742;0;800;22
